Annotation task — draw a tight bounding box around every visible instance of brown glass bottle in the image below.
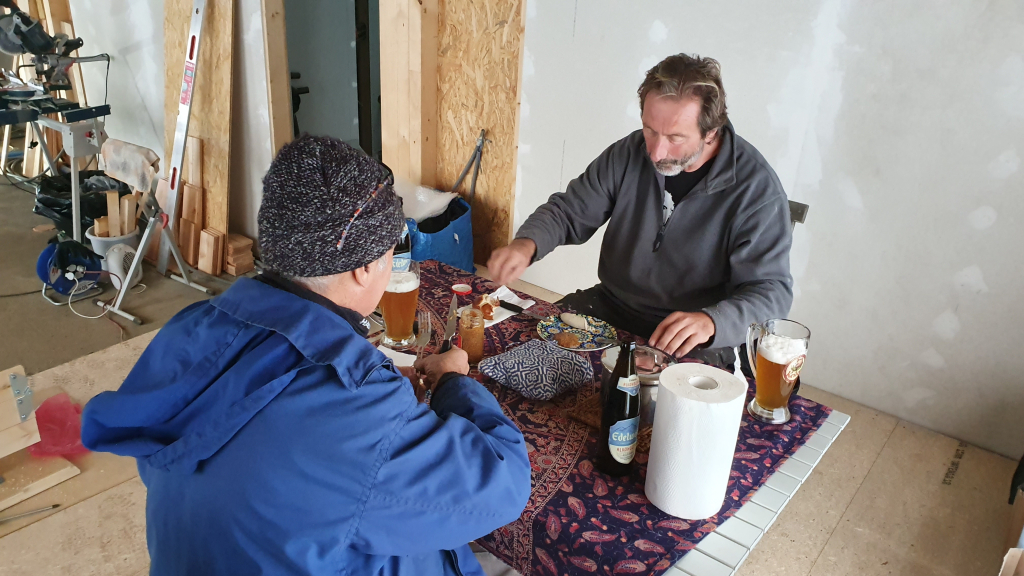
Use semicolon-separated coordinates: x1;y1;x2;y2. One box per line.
596;341;640;476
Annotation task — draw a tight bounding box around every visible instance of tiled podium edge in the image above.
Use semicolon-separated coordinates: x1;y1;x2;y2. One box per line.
671;410;852;576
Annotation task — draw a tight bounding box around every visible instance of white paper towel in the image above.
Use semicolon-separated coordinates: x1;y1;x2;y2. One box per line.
645;363;748;520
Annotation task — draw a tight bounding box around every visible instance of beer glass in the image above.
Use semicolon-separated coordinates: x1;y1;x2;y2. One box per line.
380;261;420;349
746;319;810;424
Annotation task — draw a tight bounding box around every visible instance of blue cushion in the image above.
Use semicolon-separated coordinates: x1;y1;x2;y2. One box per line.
479;340;594;401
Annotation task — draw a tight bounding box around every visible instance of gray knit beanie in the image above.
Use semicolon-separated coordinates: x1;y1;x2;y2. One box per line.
258;135;405;277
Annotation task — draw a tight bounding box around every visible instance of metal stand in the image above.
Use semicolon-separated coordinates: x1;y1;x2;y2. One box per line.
94;189;211;325
40;282;103;306
32;114;108;243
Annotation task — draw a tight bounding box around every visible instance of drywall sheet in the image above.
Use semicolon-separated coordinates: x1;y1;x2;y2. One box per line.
515;0;1024;456
230;0;274;242
69;0;165;167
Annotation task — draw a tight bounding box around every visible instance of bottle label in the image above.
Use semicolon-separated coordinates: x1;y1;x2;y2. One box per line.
617;374;640;396
608;416;639;464
392;253;411;273
392;224;412;272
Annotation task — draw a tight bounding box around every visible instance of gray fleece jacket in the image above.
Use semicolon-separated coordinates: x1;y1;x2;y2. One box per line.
515;123;793;348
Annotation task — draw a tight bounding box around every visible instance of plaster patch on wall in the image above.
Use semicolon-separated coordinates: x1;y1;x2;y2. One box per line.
526;0;536;19
523;48;535;77
514;165;523;228
625;99;641;123
837;176;864;210
519;144;531;155
932;310;961;341
996;54;1024;118
520;93;531;119
919;348;946;369
353;116;359;125
648;20;668;43
988;148;1020;180
767;0;847;196
968;206;998;230
638;55;660;80
953;265;989;295
902;386;937;406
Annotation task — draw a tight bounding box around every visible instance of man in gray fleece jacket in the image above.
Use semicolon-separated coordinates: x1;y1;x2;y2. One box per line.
488;54;793;365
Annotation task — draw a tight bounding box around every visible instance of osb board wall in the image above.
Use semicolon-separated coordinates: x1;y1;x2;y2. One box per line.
436;0;525;263
164;0;234;234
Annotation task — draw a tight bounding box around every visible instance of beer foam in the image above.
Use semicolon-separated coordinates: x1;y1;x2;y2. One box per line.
386;272;419;293
758;333;807;365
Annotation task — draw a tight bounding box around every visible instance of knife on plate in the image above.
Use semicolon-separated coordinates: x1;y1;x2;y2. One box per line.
439;294;460;352
498;300;548;321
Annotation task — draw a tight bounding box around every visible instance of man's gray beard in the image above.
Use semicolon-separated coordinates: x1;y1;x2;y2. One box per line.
654;139;705;176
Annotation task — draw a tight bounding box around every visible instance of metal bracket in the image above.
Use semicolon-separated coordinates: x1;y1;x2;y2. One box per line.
8;372;33;422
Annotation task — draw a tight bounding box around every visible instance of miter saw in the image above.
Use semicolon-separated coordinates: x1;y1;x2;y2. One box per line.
0;0;110;125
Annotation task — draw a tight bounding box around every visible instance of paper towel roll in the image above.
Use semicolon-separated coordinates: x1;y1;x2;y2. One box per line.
645;363;748;520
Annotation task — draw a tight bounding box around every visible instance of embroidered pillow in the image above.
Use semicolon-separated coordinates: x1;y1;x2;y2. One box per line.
479;340;594;401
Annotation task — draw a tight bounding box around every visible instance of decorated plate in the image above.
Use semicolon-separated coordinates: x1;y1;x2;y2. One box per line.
537;314;617;351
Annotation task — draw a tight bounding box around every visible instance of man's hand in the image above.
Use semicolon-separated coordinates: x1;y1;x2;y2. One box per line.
487;238;537;286
414;348;470;391
397;366;428;402
649;312;716;358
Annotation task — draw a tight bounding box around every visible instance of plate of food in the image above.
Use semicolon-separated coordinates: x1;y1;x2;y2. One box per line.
537;313;617;351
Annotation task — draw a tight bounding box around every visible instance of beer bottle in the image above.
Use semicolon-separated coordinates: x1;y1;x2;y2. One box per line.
393;222;412;273
596;341;640;476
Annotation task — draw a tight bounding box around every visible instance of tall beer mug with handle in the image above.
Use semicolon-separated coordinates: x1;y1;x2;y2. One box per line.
746;319;810;424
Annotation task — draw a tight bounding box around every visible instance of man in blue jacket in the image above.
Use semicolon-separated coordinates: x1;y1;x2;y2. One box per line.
81;135;532;575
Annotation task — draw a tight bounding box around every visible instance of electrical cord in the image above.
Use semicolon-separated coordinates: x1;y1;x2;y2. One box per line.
67;269;122;319
0;289;39;298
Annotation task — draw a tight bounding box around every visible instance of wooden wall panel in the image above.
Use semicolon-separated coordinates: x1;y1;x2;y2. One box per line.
379;0;437;188
164;0;234;235
261;0;292;155
436;0;526;263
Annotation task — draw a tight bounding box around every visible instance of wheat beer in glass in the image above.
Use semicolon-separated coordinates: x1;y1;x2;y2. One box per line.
380;260;420;349
746;319;810;424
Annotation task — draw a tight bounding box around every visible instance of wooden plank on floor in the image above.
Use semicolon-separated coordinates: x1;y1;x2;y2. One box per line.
0;450;79;513
260;0;292;154
0;386;140;538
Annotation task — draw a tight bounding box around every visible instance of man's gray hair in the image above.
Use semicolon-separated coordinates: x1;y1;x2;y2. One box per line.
638;53;729;139
283;252;389;295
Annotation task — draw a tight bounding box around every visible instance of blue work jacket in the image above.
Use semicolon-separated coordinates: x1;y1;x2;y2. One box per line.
81;278;531;575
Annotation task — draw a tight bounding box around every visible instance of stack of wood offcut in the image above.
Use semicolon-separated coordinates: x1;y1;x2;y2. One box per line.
223;234;254;276
92;190;141;239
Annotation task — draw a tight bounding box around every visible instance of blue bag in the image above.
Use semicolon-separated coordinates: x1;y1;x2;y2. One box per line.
408;198;474;273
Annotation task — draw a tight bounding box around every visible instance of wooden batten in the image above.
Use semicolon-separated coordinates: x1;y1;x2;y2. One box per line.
261;0;293;155
380;0;438;188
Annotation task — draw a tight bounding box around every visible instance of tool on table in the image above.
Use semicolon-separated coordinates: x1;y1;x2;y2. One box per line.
439;292;461;353
0;504;59;525
498;300;547;322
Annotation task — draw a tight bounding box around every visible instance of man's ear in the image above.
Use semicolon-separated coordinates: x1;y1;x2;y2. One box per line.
705;128;719;144
351;264;373;287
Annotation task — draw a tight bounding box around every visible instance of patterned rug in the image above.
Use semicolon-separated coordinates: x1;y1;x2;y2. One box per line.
417;261;832;576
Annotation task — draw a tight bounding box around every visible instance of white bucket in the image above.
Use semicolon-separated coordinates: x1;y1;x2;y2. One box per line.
85;225;141;279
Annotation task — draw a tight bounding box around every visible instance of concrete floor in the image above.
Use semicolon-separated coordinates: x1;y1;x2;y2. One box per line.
0;183;228;374
0;182;1018;575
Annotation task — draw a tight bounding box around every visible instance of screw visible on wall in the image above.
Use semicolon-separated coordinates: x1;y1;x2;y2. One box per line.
8;374;14;382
